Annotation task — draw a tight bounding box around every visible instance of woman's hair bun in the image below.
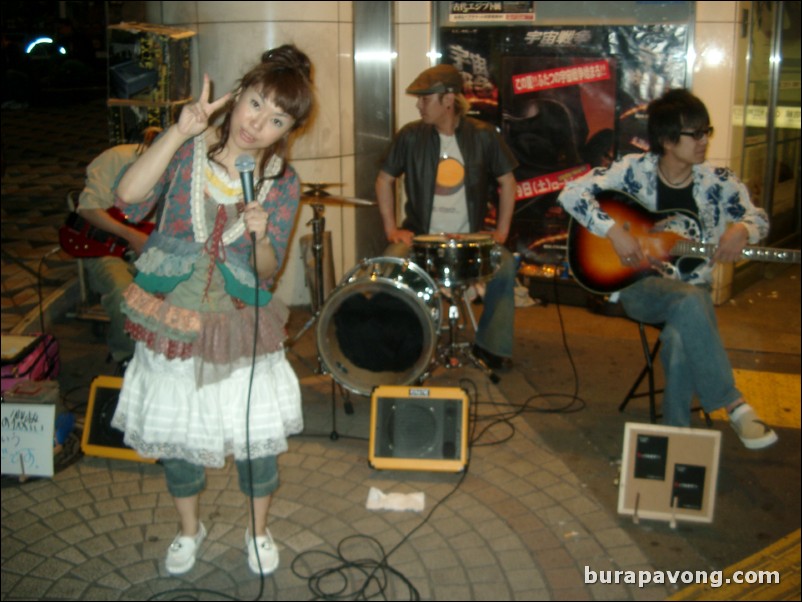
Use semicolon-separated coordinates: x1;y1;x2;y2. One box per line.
261;45;311;80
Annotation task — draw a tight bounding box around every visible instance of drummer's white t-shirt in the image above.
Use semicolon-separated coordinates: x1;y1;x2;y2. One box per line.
429;133;469;234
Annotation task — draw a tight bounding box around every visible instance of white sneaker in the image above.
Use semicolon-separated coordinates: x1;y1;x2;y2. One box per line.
729;403;778;450
165;522;207;575
245;528;279;575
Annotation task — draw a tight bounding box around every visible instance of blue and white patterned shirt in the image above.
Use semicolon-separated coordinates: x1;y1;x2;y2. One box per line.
558;152;769;285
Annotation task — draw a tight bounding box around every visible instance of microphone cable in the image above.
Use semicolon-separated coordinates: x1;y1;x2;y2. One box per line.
236;151;270;589
245;204;268;595
290;386;479;601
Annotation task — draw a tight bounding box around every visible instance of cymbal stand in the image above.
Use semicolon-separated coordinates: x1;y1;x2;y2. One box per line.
287;185;376;349
285;201;326;348
284;198;354;441
329;379;354;441
309;202;327;313
437;283;499;383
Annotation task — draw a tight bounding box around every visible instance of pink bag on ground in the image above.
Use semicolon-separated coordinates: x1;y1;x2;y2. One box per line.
1;334;61;395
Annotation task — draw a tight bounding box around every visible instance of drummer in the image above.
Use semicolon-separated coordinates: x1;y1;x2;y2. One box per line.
375;64;519;371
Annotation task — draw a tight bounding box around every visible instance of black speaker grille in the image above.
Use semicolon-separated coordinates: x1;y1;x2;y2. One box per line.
87;387;127;449
375;397;461;460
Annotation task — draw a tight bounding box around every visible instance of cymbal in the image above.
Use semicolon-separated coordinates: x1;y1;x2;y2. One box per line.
301;193;376;207
302;182;344;193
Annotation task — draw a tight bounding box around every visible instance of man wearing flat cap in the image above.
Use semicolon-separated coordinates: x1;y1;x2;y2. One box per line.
376;64;519;371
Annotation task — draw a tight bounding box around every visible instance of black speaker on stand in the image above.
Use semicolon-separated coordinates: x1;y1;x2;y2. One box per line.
369;386;469;472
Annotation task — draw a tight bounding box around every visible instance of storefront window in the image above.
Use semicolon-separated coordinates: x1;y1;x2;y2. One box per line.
739;1;801;245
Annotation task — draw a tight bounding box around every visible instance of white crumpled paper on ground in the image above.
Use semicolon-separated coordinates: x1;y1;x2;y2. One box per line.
365;487;425;513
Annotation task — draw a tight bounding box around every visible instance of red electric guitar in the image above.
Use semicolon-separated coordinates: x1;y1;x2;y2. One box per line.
59;207;155;259
567;190;800;295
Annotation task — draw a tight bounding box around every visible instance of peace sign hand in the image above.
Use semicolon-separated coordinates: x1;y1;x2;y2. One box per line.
176;74;231;138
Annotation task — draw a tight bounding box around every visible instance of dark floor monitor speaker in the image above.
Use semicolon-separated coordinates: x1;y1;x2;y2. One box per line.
369;385;469;472
81;375;156;463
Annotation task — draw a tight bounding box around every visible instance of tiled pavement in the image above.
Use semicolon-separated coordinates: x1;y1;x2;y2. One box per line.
1;364;673;601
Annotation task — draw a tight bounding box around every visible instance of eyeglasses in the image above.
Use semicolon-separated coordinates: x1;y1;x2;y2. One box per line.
680;126;714;140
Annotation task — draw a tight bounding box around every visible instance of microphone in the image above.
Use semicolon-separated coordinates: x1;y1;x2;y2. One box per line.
235;154;256;241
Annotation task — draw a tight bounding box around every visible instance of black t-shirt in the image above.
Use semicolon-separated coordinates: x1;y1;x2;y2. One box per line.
656;178;704;273
657;178;696;215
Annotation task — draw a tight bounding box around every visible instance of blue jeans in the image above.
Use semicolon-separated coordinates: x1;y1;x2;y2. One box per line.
474;246;515;358
84;256;135;362
162;456;279;498
384;242;515;358
619;277;742;426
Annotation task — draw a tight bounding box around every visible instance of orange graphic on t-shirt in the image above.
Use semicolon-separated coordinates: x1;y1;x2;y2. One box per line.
436;157;465;196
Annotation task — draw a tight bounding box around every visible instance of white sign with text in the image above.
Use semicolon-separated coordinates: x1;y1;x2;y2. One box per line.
1;403;55;477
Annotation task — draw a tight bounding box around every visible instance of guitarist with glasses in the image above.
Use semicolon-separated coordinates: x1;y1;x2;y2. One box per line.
558;89;777;450
75;127;161;368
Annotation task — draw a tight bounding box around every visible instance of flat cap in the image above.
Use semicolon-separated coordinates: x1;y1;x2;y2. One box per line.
406;64;463;95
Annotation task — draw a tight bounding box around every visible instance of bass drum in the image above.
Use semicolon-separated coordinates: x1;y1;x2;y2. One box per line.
315;257;441;397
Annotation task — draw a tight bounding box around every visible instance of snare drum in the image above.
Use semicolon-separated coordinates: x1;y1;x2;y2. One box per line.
412;233;501;287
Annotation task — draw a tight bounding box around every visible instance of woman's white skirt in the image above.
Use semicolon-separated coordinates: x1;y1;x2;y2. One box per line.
111;343;303;468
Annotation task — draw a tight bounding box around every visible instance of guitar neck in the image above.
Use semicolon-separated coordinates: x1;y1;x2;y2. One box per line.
672;241;801;264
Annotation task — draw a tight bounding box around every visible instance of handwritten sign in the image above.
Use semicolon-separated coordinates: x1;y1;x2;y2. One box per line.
1;403;55;477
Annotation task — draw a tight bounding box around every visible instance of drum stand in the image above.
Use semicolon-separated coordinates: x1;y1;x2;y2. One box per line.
437;284;500;384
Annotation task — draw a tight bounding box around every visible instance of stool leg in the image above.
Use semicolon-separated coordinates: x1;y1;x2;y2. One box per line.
619;322;662;424
618;364;651;412
645;331;661;424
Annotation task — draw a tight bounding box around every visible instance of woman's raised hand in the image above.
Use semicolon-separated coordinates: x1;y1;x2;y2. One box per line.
176;74;231;138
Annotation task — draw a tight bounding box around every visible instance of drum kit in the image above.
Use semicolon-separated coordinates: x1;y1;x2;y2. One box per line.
290;184;503;429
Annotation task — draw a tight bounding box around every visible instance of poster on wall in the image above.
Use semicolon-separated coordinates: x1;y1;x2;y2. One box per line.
445;28;501;124
440;24;689;265
501;54;617;263
448;1;535;23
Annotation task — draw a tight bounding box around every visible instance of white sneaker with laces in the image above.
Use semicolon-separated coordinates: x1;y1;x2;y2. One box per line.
165;521;207;575
245;528;279;575
729;403;778;450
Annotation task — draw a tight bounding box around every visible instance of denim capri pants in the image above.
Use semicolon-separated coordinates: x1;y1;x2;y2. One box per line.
162;456;279;498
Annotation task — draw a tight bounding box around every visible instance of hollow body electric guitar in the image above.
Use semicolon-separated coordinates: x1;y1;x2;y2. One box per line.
59;207;155;259
567;189;800;295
